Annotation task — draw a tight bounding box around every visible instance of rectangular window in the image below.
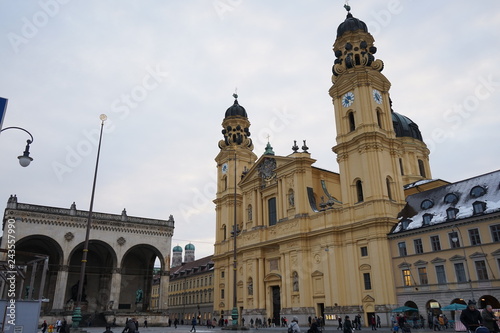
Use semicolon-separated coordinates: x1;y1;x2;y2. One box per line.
418;267;428;285
398;242;407;257
221;289;225;299
402;269;412;286
435;265;447;284
221;271;225;278
268;197;277;226
449;231;460;248
454;263;467;283
414;239;424;254
363;273;372;290
469;228;481;245
475;260;489;280
360;246;368;257
491;224;500;242
430;236;441;251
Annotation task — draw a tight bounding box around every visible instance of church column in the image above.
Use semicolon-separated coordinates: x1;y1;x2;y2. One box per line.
258;258;265;310
159;271;169;311
109;268;122;310
51;265;69;311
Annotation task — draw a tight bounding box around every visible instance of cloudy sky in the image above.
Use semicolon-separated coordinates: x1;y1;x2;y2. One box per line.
1;1;500;260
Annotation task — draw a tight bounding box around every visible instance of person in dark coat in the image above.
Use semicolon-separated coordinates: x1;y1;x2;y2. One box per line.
338;317;343;330
310;318;321;333
481;305;499;333
42;321;48;333
460;300;483;332
344;316;353;333
190;317;197;332
126;318;137;333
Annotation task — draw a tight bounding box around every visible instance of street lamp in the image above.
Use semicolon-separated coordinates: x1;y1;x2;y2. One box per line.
0;126;34;167
72;114;107;328
451;226;474;302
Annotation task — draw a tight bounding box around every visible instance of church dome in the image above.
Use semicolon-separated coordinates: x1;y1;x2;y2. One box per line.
337;12;368;38
225;99;247;118
392;111;423;142
185;243;195;250
173;245;183;253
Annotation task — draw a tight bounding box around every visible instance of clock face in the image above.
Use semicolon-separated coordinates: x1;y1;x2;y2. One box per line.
342;91;355;108
373;89;382;104
222;163;228;174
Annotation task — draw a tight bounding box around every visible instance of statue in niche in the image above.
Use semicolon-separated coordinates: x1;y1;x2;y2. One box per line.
248;280;253;296
292;272;299;292
136;288;143;303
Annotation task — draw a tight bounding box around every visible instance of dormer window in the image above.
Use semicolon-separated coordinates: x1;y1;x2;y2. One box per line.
401;219;411;230
470;186;486;198
444;193;459;205
422;213;433;226
446;207;459;221
472;201;486;215
421;199;434;210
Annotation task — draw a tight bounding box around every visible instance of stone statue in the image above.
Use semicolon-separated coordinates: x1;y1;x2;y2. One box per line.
136;288;143;303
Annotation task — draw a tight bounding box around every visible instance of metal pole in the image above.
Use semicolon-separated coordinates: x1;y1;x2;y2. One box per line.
73;115;106;327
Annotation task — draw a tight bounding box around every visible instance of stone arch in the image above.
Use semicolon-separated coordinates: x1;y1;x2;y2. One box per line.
478;294;500;309
119;243;163;312
66;239;118;313
14;235;64;313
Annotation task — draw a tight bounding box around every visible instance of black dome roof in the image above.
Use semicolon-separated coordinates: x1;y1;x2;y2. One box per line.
225;99;247;118
337;13;368;38
392;111;423;142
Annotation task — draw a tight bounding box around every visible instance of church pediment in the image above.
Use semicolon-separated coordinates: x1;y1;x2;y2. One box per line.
359;264;371;271
398;262;411;268
311;270;324;277
362;295;375;303
263;273;282;282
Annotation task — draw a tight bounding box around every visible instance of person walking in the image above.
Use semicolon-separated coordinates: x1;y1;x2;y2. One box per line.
481;305;499;333
126;318;137;333
41;321;48;333
174;318;178;329
289;316;301;333
338;316;343;330
309;318;320;333
190;317;197;332
344;316;353;333
460;300;483;332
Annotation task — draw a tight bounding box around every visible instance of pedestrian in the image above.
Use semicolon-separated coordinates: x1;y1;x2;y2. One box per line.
41;320;48;333
174;318;178;329
59;320;68;333
481;305;499;333
56;319;62;333
190;317;197;332
309;318;320;333
338;316;343;330
143;318;148;328
344;316;353;333
126;318;137;333
377;315;381;328
460;300;482;332
371;315;377;330
289;316;301;333
103;326;114;333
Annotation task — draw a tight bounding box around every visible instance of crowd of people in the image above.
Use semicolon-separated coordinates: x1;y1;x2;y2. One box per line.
40;319;68;333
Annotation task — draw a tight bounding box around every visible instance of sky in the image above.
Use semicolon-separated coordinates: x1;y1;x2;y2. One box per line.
1;1;500;261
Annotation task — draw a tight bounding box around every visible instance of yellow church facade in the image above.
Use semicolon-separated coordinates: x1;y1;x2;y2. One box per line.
212;7;431;327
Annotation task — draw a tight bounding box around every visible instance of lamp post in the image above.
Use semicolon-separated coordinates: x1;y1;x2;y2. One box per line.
0;126;34;167
72;114;107;328
451;226;474;302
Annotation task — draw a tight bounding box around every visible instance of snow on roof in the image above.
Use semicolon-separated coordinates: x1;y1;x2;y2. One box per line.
403;179;437;189
392;169;500;234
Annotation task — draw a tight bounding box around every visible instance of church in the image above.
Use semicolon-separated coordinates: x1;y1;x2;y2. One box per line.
212;5;499;327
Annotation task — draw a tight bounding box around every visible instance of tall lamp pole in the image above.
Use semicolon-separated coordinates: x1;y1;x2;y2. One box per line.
72;114;107;328
0;126;34;167
451;226;474;302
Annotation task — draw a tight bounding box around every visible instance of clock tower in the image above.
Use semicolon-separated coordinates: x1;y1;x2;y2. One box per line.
329;5;431;214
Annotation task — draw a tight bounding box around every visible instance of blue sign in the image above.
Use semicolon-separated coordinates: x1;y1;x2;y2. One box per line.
0;97;7;131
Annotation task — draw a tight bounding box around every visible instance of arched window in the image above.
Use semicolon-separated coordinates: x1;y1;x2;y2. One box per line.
376;109;383;129
399;158;404;175
348;112;356;132
418;159;426;177
222;224;227;241
223;176;227;191
356;180;364;203
386;177;393;200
